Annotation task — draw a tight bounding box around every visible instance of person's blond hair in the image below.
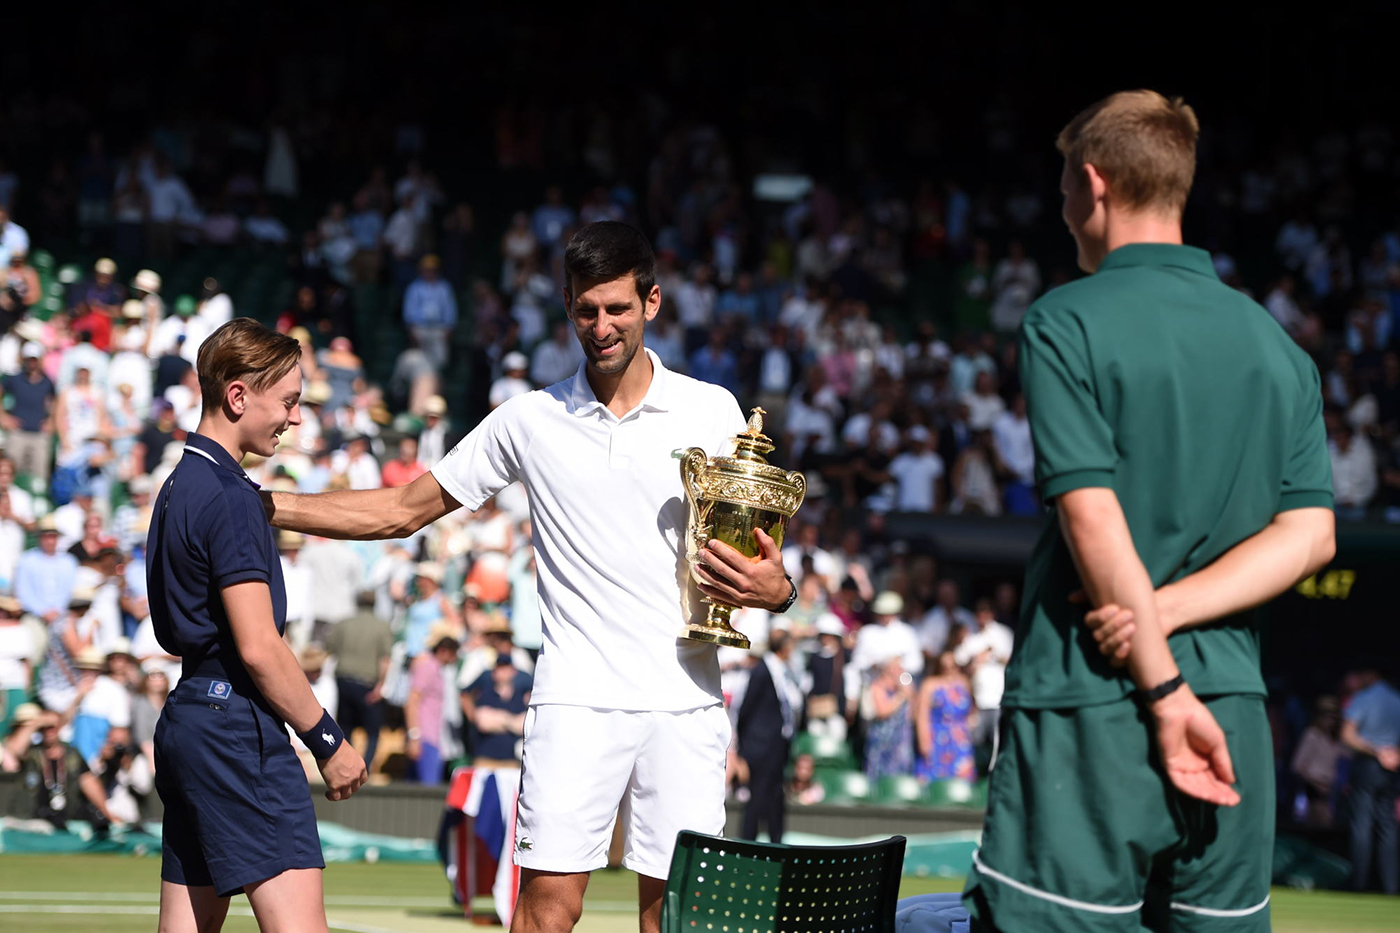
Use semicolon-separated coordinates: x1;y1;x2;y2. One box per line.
1056;90;1199;215
197;318;302;414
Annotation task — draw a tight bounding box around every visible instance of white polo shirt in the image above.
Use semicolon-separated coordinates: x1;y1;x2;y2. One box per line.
432;348;746;711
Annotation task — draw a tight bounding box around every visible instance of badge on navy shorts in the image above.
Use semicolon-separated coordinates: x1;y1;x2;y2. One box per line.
207;681;232;699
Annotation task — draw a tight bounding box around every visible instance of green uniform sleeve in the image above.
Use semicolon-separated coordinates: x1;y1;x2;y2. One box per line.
1019;305;1119;500
1278;358;1333;511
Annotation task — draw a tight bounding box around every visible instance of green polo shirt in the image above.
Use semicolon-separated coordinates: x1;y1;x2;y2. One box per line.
1002;243;1333;709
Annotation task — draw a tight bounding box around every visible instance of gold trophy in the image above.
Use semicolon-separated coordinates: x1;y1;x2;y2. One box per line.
680;408;807;649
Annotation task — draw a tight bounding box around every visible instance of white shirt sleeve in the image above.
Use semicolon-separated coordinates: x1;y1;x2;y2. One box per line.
430;399;527;511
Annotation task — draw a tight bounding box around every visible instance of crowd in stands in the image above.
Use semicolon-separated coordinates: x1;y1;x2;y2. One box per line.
0;95;1398;849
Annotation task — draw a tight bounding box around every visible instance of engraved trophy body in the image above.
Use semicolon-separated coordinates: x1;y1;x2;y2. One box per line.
679;409;806;649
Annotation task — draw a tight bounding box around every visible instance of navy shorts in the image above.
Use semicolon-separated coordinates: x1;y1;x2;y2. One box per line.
154;676;324;896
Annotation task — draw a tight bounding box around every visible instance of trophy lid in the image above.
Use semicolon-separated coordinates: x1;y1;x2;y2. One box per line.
732;408;776;462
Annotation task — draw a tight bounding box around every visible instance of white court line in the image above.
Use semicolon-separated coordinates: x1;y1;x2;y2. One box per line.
0;903;407;932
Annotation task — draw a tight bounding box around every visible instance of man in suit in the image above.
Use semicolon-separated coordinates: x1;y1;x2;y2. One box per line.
737;629;803;842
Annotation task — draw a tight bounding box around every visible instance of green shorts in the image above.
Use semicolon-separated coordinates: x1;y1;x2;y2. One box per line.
963;693;1272;933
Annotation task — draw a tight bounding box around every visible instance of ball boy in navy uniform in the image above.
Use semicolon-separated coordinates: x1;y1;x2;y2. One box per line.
147;318;367;933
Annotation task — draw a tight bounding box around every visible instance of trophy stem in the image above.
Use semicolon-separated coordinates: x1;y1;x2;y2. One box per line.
683;601;751;649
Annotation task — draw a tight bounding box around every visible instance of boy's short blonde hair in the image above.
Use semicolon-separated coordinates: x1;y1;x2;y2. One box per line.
1057;90;1199;215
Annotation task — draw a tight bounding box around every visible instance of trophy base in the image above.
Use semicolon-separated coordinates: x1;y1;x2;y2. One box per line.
682;622;751;650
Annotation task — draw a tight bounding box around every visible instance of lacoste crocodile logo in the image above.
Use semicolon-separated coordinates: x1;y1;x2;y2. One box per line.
517;837;534;851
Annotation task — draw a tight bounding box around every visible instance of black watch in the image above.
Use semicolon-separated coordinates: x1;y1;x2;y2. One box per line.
1141;673;1185;703
774;574;798;614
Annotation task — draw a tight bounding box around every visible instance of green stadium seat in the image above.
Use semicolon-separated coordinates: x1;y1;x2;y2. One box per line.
873;773;925;806
923;778;987;809
29;251;55;273
792;731;858;769
814;768;870;804
661;830;906;933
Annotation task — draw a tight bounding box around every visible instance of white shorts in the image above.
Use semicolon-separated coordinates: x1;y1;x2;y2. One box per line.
514;703;730;879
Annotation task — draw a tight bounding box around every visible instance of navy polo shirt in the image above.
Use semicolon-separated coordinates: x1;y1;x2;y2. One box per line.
146;432;286;686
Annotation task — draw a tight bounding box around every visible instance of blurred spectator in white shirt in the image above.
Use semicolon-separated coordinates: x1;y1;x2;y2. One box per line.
1329;421;1376;520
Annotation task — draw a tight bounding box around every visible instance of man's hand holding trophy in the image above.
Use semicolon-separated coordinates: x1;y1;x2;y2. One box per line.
681;408;806;649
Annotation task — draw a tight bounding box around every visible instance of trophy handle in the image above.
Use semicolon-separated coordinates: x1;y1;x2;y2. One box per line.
679;447;712;554
787;470;808;513
680;447;708;515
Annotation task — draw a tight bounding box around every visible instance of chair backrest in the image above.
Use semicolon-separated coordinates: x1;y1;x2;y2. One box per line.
662;831;907;933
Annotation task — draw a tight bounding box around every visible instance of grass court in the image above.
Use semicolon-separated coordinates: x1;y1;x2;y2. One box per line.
0;854;1397;931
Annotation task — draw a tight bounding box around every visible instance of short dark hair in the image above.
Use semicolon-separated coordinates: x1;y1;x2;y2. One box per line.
564;221;655;302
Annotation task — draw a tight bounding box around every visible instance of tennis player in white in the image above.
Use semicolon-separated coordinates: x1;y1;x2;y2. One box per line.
263;221;795;933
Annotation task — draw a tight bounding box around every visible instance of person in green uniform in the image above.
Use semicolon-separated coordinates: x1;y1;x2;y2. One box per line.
963;90;1336;932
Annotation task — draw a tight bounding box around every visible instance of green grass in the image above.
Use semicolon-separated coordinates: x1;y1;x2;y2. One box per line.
0;854;1396;931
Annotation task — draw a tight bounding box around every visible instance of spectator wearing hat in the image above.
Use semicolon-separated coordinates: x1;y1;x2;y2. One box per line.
490;351;533;409
457;616;534;692
803;613;851;741
418;395;450;465
0;342;56;479
73;542;126;651
70;643;133;765
15;516;79;626
6;706;117;830
851;590;923;679
381;435;428;488
130;269;164;340
290;647;340;764
462;647;532;769
35;588;97;715
403;254;457;373
0;594;34;734
71;259;126;319
405;631;461;783
325;590;394;772
2;701;44;771
401;562;458;660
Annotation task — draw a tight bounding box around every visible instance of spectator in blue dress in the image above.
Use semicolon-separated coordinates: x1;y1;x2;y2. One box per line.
915;651;976;781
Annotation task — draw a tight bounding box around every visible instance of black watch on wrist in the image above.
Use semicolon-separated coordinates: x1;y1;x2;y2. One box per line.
1141;673;1185;703
774;574;798;614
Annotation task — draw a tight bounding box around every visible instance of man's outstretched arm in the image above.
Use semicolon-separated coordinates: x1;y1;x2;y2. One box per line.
1058;486;1240;807
263;470;462;540
1086;507;1335;660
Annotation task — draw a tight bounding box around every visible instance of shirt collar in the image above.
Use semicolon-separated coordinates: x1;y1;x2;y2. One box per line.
184;432;260;487
1096;243;1218;279
566;347;671;418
